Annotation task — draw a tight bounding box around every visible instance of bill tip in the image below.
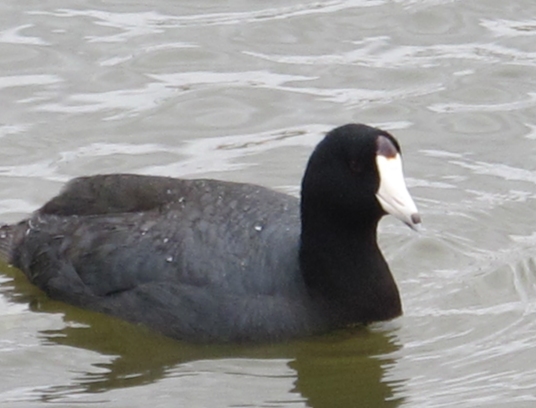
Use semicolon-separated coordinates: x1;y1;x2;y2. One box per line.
407;213;422;232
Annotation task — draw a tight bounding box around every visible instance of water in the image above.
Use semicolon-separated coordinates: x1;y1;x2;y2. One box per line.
1;0;536;406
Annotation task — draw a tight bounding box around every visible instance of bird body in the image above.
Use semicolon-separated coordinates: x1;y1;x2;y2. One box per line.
0;124;420;343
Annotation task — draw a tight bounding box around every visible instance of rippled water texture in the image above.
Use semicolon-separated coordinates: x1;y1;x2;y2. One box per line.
2;0;536;407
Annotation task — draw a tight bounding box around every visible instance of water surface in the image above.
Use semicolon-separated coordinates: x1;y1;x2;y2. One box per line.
2;0;536;407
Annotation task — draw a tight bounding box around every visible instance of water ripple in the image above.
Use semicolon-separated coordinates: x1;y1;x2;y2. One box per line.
450;159;536;185
482;18;536;38
247;37;536;68
37;71;313;119
139;125;327;178
429;93;536;113
0;24;49;45
0;74;61;89
29;1;388;35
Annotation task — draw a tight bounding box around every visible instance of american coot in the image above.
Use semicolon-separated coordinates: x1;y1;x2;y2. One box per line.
0;124;420;343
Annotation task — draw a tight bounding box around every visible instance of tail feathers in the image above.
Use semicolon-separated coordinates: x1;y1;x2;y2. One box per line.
0;224;16;263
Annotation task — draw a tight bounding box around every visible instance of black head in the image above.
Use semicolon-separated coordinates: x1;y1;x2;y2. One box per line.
301;123;420;230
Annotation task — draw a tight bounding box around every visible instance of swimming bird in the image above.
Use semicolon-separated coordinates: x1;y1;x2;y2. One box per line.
0;124;420;343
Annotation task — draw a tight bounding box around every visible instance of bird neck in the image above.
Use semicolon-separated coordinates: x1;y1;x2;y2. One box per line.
299;209;402;324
